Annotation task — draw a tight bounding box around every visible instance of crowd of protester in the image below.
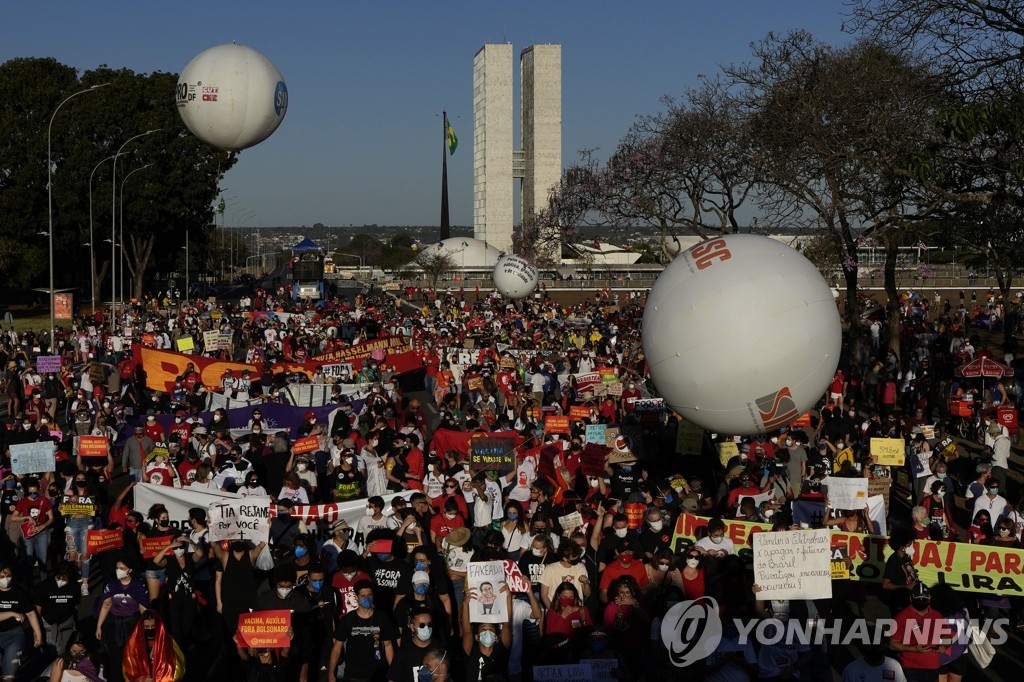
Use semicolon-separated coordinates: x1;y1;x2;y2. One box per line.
0;282;1019;681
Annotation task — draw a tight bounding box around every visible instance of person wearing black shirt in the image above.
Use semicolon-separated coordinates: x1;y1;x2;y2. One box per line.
460;585;512;682
295;564;335;682
365;536;409;610
387;606;437;682
882;528;920;616
328;581;395;682
32;560;80;655
0;563;43;677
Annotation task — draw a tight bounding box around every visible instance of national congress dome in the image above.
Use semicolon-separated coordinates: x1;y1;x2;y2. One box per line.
415;237;504;269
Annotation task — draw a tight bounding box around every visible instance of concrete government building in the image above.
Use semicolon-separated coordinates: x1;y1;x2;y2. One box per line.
472;43;561;254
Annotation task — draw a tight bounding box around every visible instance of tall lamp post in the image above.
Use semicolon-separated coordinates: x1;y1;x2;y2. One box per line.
89;153;117;314
48;83;107;345
119;163;152;312
110;129;159;330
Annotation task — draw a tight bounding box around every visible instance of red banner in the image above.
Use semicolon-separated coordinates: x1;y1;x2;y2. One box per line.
237;610;292;648
134;347;260;393
291;436;319;455
87;529;125;554
77;436;110;459
311;337;409;365
428;429;526;459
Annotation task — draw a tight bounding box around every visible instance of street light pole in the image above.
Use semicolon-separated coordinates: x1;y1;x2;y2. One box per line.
89;154;117;314
110;129;159;330
119;163;152;314
48;82;107;346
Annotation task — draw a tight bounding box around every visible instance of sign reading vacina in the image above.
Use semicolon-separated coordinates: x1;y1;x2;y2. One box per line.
470;437;517;473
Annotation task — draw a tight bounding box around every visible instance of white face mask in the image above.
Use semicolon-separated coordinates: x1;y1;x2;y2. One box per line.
686;558;700;569
904;546;915;559
55;579;68;589
614;527;628;538
173;548;185;557
0;577;10;590
277;587;292;599
116;569;130;580
297;463;307;472
649;520;663;532
657;563;670;572
710;535;724;545
531;547;544;557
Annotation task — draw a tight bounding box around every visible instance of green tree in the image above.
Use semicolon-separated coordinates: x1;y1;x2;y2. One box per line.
0;58;235;298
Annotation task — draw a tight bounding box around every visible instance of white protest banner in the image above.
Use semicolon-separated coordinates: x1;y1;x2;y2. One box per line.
533;664;593;681
467;561;509;624
35;356;61;373
320;363;354;380
737;492;771;511
580;659;617;682
9;442;56;475
293;491;406;549
203;331;220;352
752;528;832;601
585;424;606;445
866;495;887;536
135;482;242;534
824;477;869;511
557;511;583;533
208;498;272;544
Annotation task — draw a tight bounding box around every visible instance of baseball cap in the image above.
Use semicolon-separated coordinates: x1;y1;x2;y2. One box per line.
912;583;930;600
412;571;430;585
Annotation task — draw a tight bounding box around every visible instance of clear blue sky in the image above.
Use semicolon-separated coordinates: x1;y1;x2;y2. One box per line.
4;1;851;228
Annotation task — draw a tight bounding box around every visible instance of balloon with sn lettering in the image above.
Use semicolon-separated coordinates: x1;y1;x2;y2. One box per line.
642;234;841;435
493;254;538;299
176;43;288;152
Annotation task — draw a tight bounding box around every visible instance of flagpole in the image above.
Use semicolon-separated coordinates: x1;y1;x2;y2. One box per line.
440;111;451;242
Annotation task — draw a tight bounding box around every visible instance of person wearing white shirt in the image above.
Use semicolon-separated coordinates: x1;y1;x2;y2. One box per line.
973;478;1008;523
840;649;907;682
694;519;735;558
360;435;388;498
355;496;398;550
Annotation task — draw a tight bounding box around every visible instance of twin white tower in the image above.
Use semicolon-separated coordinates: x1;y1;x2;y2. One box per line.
472;43;562;253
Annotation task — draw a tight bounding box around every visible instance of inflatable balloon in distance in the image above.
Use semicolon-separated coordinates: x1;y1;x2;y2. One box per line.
493;254;539;299
176;43;288;152
642;234;841;435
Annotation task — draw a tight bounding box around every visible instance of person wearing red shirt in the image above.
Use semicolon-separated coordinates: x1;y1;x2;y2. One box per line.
429;499;466;550
598;538;648;603
431;481;470;519
13;478;55;579
726;474;764;512
620;383;642;416
143;414;165;444
598;397;617;422
890;583;945;678
544;582;592;645
402;434;425;491
167;411;191;444
329;549;373;623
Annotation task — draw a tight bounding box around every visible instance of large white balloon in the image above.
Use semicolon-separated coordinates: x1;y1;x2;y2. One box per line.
643;234;841;435
176;43;288;152
493;254;539;299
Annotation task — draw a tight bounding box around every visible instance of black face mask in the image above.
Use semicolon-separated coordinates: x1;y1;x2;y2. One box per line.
911;598;930;611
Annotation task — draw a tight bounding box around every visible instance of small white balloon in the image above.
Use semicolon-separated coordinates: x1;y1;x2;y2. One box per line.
493;254;538;299
176;43;288;152
642;234;841;435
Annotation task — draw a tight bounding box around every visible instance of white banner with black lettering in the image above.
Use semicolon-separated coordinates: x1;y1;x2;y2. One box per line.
135;482;244;534
208;498;272;544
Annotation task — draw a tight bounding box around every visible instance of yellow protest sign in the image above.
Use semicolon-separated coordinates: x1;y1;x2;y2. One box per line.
870;438;905;465
670;513;1024;597
176;336;195;352
717;442;738;468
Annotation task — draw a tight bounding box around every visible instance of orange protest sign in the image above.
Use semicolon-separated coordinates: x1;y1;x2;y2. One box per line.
77;436;109;459
545;416;570;434
139;535;171;560
568;406;590;421
291;436;319;456
237;610;292;648
87;529;125;554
